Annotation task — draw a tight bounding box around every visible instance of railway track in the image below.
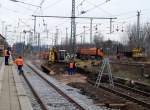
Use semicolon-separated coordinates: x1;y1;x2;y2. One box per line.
40;62;150;109
88;80;150;109
114;82;150;97
22;63;107;110
110;61;146;66
22;65;82;110
20;75;43;110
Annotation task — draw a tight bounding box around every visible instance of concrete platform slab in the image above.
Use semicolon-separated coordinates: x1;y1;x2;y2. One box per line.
0;61;4;96
0;60;33;110
12;65;33;110
0;65;20;110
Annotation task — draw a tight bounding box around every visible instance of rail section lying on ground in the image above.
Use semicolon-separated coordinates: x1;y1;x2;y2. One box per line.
26;62;109;110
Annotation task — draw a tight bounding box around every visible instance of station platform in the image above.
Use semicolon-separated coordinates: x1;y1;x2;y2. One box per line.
0;58;33;110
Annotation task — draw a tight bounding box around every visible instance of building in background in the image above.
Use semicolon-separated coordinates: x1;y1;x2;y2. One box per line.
0;34;7;56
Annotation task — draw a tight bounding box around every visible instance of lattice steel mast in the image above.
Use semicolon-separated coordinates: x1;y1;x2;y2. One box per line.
70;0;76;55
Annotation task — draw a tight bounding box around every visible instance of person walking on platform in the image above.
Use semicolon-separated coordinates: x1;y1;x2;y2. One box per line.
14;56;24;75
4;47;10;65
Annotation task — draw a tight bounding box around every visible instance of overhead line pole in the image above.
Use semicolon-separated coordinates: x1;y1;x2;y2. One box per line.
137;11;140;47
83;26;86;44
31;15;36;55
90;18;93;44
33;16;37;45
66;28;68;45
71;0;76;55
110;18;112;34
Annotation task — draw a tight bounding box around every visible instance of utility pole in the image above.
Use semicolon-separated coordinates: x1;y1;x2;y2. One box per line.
33;16;36;47
110;18;112;34
54;27;59;46
83;26;86;44
45;23;49;51
66;28;68;45
37;33;40;52
51;33;54;46
80;35;82;44
5;26;7;39
137;11;141;47
90;18;93;44
70;0;76;55
1;21;5;36
23;30;26;57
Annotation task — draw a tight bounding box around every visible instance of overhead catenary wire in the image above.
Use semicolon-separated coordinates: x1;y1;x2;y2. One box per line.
78;0;112;16
110;9;150;25
112;8;150;17
1;1;42;30
78;0;111;16
75;27;105;37
19;18;32;28
21;1;47;34
40;0;46;7
9;0;45;26
76;0;86;8
1;6;21;14
43;0;66;10
9;0;39;11
114;15;137;24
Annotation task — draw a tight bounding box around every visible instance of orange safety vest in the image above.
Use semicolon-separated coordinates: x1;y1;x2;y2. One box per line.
69;63;74;68
15;58;24;66
4;50;10;57
69;62;76;68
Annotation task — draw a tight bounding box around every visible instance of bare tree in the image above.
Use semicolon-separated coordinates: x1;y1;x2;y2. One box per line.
144;23;150;55
93;32;104;48
124;23;150;56
127;24;138;48
126;24;145;47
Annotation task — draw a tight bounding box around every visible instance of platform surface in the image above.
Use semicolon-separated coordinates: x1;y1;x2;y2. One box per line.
0;64;21;110
0;58;33;110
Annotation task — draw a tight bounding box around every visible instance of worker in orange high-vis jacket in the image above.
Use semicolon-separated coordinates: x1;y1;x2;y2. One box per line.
14;56;24;74
68;60;76;75
4;47;10;65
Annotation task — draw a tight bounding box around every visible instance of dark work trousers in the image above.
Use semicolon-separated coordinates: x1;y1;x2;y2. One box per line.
18;65;23;74
5;56;9;65
18;65;23;71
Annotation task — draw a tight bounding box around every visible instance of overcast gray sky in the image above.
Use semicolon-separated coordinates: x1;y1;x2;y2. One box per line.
0;0;150;45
